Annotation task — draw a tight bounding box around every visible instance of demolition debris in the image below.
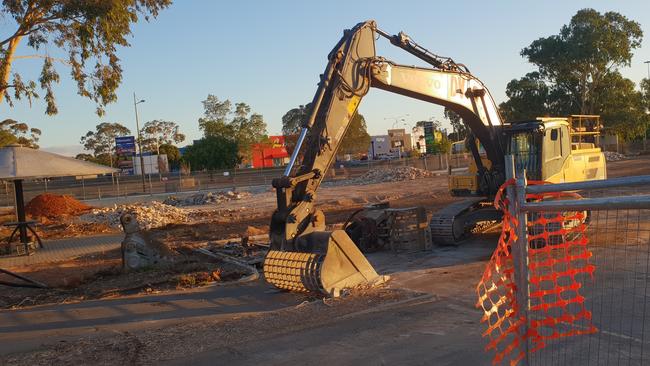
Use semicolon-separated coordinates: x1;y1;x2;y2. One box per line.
331;166;435;186
603;151;626;162
81;201;188;230
163;190;251;207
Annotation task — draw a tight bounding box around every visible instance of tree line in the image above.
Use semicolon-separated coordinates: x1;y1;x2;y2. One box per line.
499;9;649;140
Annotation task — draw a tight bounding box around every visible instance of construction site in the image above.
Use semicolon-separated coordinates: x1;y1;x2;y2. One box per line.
2;3;650;366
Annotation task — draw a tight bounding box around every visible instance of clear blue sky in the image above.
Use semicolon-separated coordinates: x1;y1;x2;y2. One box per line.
2;0;650;156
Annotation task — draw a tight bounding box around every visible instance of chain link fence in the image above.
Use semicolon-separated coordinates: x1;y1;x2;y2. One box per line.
0;153;470;207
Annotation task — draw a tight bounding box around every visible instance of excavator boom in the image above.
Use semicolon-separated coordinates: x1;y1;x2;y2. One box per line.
265;20;507;295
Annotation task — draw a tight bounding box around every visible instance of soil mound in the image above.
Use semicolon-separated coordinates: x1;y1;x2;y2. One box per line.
26;194;91;218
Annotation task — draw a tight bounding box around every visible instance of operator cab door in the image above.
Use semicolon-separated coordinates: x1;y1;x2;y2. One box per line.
542;126;569;181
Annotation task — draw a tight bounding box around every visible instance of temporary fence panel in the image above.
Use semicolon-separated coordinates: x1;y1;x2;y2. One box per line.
478;156;650;365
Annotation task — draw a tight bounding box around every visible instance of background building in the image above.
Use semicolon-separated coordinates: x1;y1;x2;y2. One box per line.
368;135;391;159
387;129;412;157
251;135;290;168
411;126;426;155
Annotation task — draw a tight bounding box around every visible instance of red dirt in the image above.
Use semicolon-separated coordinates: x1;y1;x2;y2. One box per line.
25;194;92;219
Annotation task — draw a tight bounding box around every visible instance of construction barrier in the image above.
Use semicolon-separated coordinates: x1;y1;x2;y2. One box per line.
477;180;597;365
478;160;650;365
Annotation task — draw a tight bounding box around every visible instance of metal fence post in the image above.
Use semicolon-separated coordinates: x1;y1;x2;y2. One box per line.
506;154;530;365
506;155;530;366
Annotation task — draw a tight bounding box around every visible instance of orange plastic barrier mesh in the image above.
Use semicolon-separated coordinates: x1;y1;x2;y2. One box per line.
476;180;597;365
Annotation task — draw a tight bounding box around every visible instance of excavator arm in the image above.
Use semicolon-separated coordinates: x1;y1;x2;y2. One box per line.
265;20;505;295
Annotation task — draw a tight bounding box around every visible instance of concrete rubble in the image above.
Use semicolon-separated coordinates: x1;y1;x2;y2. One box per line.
81;201;188;230
333;166;434;186
163;190;251;207
603;151;626;162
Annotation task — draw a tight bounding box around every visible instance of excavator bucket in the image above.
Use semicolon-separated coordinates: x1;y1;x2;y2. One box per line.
263;230;387;296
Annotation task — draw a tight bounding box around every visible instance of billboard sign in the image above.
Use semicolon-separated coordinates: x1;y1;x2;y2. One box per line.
115;136;136;175
422;121;436;154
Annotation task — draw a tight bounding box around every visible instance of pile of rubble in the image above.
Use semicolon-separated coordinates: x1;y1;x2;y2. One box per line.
336;166;435;186
81;201;188;230
604;151;626;162
163;190;251;207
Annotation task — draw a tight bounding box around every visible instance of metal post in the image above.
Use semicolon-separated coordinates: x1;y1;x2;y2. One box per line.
506;154;530;365
133;93;147;193
82;177;86;200
643;61;650;151
178;167;182;193
116;174;121;198
148;173;153;195
13;180;28;244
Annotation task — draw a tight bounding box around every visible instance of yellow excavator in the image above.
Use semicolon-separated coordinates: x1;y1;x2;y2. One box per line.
263;21;606;295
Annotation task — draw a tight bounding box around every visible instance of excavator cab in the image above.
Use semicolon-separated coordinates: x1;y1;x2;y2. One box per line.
505;117;606;183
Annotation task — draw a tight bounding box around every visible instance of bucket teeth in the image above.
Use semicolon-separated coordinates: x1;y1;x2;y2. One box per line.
263;230;384;296
263;250;325;293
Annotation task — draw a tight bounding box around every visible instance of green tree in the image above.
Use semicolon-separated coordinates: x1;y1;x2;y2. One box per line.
498;72;553;121
141;120;185;153
1;0;171;116
0;118;41;148
198;95;267;160
595;72;647;140
500;9;645;139
442;108;467;139
159;143;181;170
80;122;131;167
75;152;111;166
0;130;18;147
521;9;642;115
182;136;239;171
281;103;370;156
339;114;371;155
281;103;311;154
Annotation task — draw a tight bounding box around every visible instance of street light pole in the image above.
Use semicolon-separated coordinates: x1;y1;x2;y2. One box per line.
643;61;650;151
133;93;147;193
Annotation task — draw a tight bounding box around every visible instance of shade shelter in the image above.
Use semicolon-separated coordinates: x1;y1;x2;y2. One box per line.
0;144;118;254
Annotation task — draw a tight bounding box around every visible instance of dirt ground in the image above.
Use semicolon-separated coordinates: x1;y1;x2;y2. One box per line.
2;156;647;308
1;156;649;364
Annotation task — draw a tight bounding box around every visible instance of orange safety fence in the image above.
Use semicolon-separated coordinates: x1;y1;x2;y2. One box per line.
476;179;597;365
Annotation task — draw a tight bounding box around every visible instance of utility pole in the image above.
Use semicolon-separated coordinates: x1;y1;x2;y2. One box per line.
133;93;147;193
643;61;650;151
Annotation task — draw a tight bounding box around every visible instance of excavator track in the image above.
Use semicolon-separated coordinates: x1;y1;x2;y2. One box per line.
429;198;486;245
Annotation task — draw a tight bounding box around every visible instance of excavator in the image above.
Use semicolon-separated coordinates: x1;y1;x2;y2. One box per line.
263;20;606;296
